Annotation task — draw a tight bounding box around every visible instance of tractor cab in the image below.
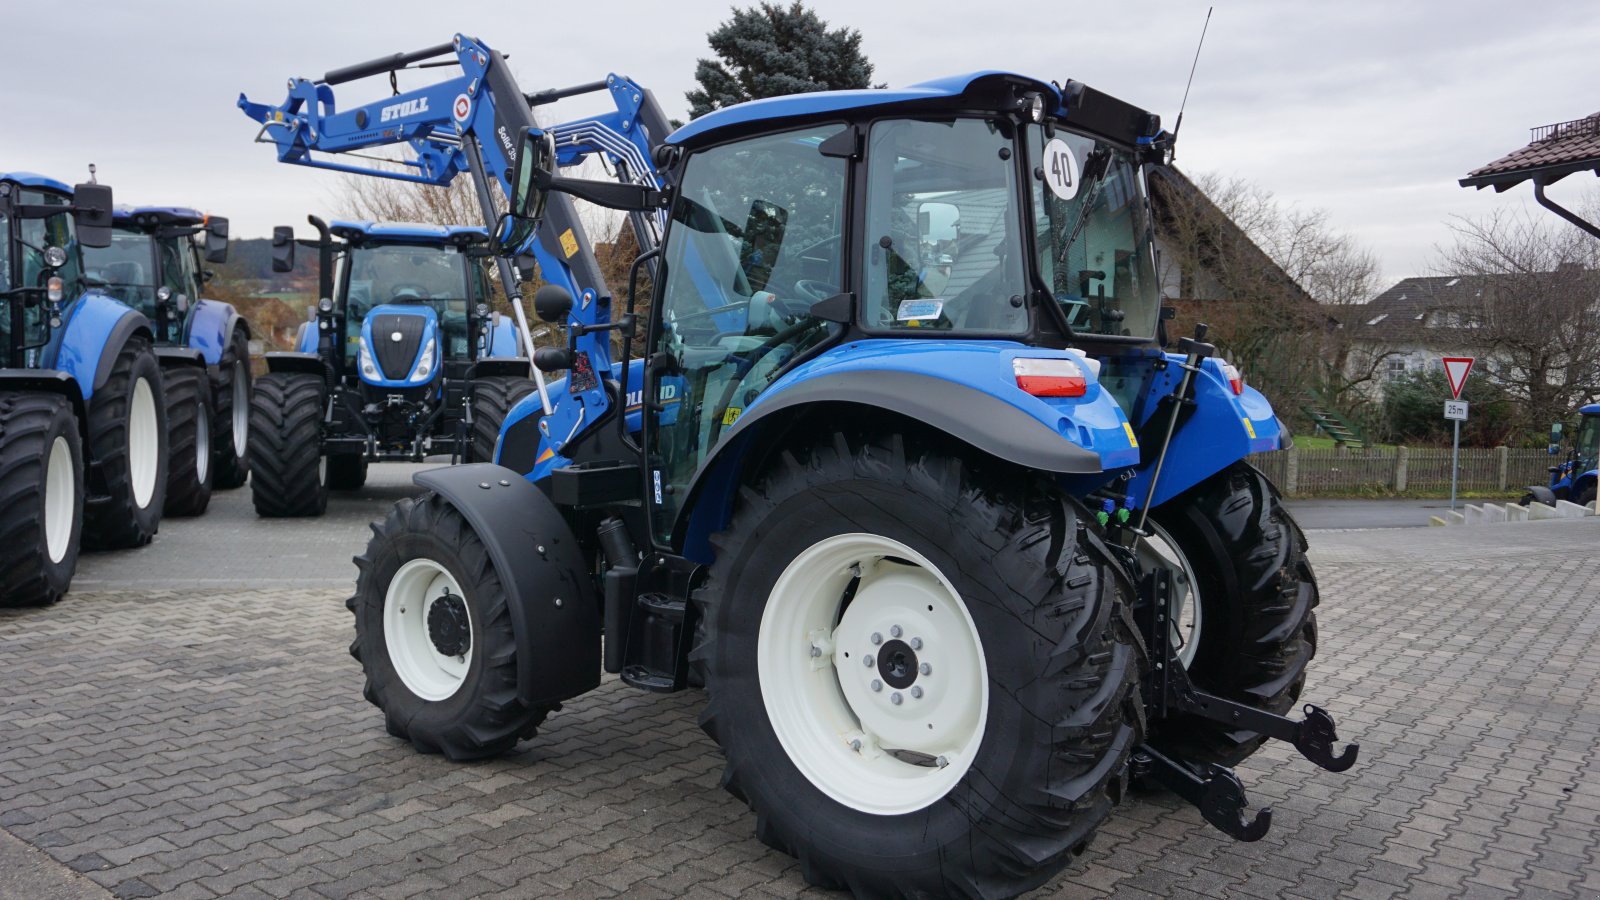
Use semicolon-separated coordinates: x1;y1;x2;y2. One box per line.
84;207;230;347
1;173;113;367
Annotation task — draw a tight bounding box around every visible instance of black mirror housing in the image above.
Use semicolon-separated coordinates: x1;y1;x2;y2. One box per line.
271;226;295;273
495;127;556;256
72;182;114;249
533;284;574;323
204;216;230;263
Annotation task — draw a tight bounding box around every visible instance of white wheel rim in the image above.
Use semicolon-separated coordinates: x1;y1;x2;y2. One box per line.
384;558;472;701
43;436;75;564
195;396;210;484
758;533;988;816
129;376;159;509
231;360;249;459
318;455;327;487
1136;521;1204;669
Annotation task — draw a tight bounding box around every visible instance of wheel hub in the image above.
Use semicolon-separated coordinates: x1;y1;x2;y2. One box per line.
877;639;918;689
427;592;471;657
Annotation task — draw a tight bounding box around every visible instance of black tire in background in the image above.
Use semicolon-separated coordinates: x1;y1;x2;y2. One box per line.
696;430;1144;897
212;327;252;489
326;454;368;491
82;335;168;550
349;492;552;759
0;393;84;607
248;372;327;518
470;376;535;463
1148;461;1318;768
161;366;214;517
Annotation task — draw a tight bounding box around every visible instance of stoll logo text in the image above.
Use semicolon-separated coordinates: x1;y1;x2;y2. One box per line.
626;384;679;409
380;98;430;122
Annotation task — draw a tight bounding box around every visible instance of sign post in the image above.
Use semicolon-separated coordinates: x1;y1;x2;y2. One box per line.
1442;357;1474;511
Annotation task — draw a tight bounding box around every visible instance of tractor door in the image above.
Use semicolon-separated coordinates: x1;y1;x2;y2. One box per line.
643;124;851;541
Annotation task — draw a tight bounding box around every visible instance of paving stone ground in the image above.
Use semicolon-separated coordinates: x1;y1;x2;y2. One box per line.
4;518;1600;898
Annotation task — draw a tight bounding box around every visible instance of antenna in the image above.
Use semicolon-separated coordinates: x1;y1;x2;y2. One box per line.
87;163;98;185
1170;6;1213;160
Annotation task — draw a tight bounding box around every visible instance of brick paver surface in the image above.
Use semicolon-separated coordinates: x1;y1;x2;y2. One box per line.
4;520;1600;898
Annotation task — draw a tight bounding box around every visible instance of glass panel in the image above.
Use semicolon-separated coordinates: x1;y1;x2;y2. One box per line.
863;118;1028;333
1027;125;1160;338
84;230;158;316
1577;417;1599;472
345;243;471;358
647;125;847;540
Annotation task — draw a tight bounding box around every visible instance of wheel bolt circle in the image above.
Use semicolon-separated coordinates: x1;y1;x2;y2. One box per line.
871;679;882;692
910;637;923;650
911;686;923;699
920;662;932;676
864;654;875;667
890;625;902;638
891;692;903;705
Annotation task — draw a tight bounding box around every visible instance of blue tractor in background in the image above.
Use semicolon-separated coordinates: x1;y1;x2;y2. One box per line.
1525;405;1600;507
82;206;252;516
247;217;528;516
244;38;1356;897
1;172;170;608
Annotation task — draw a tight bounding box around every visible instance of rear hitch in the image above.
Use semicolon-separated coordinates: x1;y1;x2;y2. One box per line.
1132;746;1272;842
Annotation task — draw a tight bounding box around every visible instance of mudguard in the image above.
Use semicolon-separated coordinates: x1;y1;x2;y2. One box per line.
471;357;532;379
46;292;152;402
184;299;243;366
1526;485;1557;506
1576;470;1599;500
414;464;601;705
264;351;325;376
486;315;520;357
154;346;205;368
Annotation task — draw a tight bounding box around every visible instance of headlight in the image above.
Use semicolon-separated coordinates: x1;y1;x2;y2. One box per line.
411;338;437;382
157;286;173;303
358;342;380;381
43;246;67;268
318;296;334;313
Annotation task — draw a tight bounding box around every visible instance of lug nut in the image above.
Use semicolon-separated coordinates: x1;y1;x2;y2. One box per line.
936;755;949;768
810;646;821;658
871;679;882;692
891;692;903;705
911;686;923;699
870;632;883;645
890;625;903;638
920;662;932;676
851;739;862;751
910;637;923;650
863;655;874;667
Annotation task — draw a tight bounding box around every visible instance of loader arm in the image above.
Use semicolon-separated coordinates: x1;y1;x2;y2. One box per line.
239;33;669;449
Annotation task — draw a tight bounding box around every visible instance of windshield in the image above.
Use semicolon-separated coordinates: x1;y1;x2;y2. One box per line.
345;243;474;358
1577;416;1600;471
84;229;159;315
864;118;1028;333
1027;125;1159;338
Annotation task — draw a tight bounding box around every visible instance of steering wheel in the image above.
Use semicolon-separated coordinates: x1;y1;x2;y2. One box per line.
390;284;429;303
793;279;838;303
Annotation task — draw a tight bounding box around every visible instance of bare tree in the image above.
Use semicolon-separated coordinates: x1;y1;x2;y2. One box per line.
1435;204;1600;430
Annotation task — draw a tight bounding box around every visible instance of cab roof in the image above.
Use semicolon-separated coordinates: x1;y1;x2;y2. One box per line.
0;171;73;195
1581;403;1600;417
329;219;488;245
666;71;1161;150
112;206;208;228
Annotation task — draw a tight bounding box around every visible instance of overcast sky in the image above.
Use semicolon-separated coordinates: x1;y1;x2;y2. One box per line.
3;0;1594;289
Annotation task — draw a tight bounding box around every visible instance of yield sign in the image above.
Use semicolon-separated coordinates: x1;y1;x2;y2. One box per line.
1442;356;1474;399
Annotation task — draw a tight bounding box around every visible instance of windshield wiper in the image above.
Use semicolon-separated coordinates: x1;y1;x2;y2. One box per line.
1056;153;1111;265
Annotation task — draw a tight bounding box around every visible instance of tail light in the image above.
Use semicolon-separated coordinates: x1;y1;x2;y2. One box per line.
1220;362;1243;395
46;277;63;304
1013;357;1086;398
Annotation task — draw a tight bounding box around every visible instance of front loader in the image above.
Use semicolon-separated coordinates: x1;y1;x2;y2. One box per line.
242;37;1356;898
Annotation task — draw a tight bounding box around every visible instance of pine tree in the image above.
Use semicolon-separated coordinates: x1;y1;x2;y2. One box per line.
686;2;878;119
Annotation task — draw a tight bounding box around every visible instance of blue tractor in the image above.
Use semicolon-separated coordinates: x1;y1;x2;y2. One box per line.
1525;406;1600;507
82;206;252;516
244;38;1355;896
246;217;528;516
1;173;170;607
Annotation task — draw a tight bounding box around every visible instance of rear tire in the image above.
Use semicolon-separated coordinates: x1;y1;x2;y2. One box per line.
326;454;368;491
162;366;214;517
212;328;252;489
248;372;327;517
82;336;167;550
1146;461;1318;767
470;376;534;463
349;493;552;759
696;431;1143;897
0;394;84;607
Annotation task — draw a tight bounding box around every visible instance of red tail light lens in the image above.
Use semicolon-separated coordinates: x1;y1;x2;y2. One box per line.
1013;357;1086;398
1221;362;1243;395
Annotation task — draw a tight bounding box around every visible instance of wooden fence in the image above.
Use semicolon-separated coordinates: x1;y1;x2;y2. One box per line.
1247;446;1553;496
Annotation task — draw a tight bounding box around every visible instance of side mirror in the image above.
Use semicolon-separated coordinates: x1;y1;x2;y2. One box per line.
533;284;573;323
72;183;114;249
201;269;215;284
495;127;556;255
271;226;295;273
204;217;230;264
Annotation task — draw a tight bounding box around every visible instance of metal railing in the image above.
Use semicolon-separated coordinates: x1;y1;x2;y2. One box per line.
1531;115;1600;144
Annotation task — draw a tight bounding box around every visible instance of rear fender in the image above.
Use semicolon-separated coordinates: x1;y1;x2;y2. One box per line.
470;357;531;379
183;299;242;366
264;352;325;376
486;316;521;357
46;292;151;403
1575;470;1598;501
1526;485;1557;506
154;346;205;368
414;464;601;705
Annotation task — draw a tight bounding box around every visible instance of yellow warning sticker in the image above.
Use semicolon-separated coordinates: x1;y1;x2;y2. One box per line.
1122;422;1139;448
536;447;556;464
1242;417;1257;439
559;229;579;258
722;407;742;426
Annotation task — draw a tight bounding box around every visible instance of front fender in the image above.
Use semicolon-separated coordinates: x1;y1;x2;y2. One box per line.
486;316;521;357
46;291;151;402
414;464;600;705
184;299;241;366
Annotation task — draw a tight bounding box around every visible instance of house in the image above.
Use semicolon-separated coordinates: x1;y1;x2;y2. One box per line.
1342;275;1493;396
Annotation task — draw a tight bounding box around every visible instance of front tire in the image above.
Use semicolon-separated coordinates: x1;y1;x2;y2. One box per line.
1145;461;1318;767
212;328;252;489
470;375;534;463
696;431;1143;897
162;366;214;517
326;454;368;491
248;372;327;517
349;493;551;759
82;336;168;550
0;394;84;607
